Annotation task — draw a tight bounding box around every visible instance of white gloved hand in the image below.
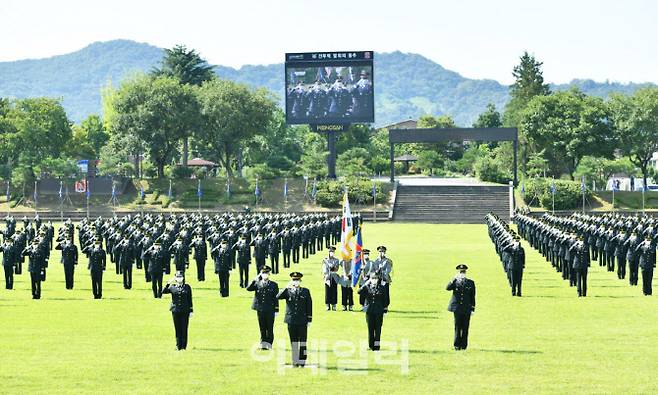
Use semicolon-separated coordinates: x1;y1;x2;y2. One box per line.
307;322;311;328
274;312;278;317
189;312;194;318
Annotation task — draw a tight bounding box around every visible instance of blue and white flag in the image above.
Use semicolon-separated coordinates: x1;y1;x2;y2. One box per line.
168;180;172;199
111;183;116;199
581;176;586;193
551;178;556;195
140;185;145;200
371;181;377;199
59;181;63;200
86;181;91;200
5;182;9;202
226;179;231;199
521;181;525;195
197;180;202;198
283;178;288;198
311;179;317;199
33;182;38;204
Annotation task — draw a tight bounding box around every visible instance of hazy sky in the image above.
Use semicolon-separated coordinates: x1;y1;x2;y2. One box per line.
1;0;656;84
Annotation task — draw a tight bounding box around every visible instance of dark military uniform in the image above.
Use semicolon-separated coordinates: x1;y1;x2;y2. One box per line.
233;238;251;288
502;241;525;297
213;242;231;297
113;239;135;289
252;235;268;273
281;229;293;268
23;242;44;299
56;239;78;289
246;270;279;349
358;278;389;351
1;240;17;289
625;232;641;286
635;239;655;296
446;272;476;350
143;244;165;298
277;275;312;367
570;239;590;297
190;236;207;281
162;281;193;350
87;243;106;299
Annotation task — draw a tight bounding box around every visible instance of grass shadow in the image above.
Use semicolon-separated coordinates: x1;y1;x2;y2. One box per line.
408;349;449;355
476;348;543;354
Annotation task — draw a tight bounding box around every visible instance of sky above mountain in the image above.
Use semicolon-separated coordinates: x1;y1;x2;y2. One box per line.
1;0;656;85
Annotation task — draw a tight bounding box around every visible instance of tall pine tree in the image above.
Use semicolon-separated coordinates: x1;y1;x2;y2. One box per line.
152;45;214;168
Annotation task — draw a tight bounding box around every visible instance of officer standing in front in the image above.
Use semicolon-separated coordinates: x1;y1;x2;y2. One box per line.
446;264;476;350
162;271;193;350
246;266;279;349
277;272;312;368
358;270;389;351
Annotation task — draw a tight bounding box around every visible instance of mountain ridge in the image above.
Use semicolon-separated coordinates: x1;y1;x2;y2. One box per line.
0;39;653;126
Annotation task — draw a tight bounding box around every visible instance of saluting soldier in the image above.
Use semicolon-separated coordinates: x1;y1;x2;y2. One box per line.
281;227;293;269
86;238;106;299
55;236;78;289
1;237;17;289
190;233;207;281
635;235;656;296
233;234;251;288
251;232;268;274
322;246;340;311
143;240;165;298
277;272;312;368
614;228;629;280
625;231;641;286
169;236;189;277
446;264;476;351
162;271;193;351
23;239;44;299
291;224;301;264
570;235;590;297
246;266;279;349
113;235;135;289
212;238;232;297
358;270;389;351
502;236;525;297
266;228;282;274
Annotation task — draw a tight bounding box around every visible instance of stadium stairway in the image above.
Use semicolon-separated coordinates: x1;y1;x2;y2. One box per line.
392;184;509;223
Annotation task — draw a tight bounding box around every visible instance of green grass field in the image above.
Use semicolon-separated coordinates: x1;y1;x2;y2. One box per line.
2;223;658;394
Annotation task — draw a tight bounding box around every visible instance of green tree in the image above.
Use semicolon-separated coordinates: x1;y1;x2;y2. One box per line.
80;115;109;158
152;44;215;168
246;109;304;174
575;156;637;189
337;147;370;177
197;79;277;177
6;98;72;176
521;89;614;179
503;52;551;176
112;75;200;178
416;150;444;175
473;103;502;128
610;88;658;188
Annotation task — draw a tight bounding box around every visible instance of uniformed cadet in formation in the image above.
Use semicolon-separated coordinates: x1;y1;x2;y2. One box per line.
212;238;232;297
514;211;658;296
266;228;282;274
635;235;655;295
322;246;340;311
189;232;207;281
142;240;165;298
246;265;279;349
446;264;476;351
357;249;375;308
233;234;251;288
358;269;389;351
163;271;193;350
55;235;78;289
113;235;135;289
23;239;45;299
1;237;18;289
251;231;268;274
486;214;525;297
277;272;312;367
84;238;106;299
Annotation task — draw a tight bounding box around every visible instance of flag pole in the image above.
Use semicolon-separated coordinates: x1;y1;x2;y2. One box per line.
373;180;377;223
642;186;645;214
612;187;615;211
34;180;38;215
60;181;64;222
86;178;90;220
582;176;585;214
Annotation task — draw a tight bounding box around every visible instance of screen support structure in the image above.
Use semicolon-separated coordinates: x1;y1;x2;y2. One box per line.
311;124;349;179
388;127;519;186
